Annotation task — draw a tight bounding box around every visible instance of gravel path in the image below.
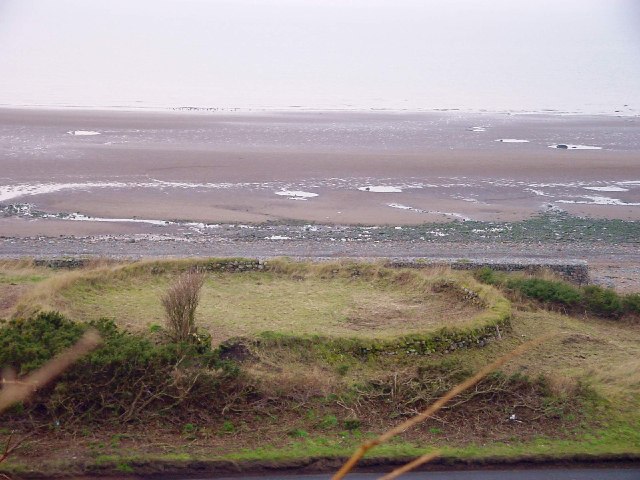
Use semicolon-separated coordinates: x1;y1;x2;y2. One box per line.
2;231;639;291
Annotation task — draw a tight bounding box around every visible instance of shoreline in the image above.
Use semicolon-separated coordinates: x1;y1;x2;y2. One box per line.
2;104;638;118
2;211;640;291
2;107;639;228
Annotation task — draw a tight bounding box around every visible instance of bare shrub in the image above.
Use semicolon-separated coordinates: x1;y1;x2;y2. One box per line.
161;270;206;343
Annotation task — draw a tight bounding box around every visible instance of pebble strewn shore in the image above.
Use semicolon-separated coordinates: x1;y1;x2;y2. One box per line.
1;234;638;292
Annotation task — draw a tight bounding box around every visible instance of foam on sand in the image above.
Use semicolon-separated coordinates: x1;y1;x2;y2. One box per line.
359;186;403;193
67;130;101;136
0;180;249;202
0;182;128;202
60;212;169;226
495;139;529;143
526;188;552;197
556;196;640;206
275;190;319;200
548;144;602;150
387;203;470;221
265;235;291;240
1;203;230;233
584;186;629;192
388;203;413;211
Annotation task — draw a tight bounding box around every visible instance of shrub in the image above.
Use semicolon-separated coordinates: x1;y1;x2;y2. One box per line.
475;267;498;284
475;268;638;320
0;312;232;423
507;278;583;307
0;311;84;374
583;285;623;318
343;419;361;431
319;414;338;429
161;270;206;343
622;293;640;315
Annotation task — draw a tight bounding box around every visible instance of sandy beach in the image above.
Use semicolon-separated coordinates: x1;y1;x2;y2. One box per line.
1;108;639;290
1;108;639;237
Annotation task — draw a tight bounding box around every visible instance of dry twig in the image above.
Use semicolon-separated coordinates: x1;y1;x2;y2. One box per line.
0;431;36;465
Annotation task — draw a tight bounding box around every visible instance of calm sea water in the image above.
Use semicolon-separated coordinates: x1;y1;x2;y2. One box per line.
0;0;639;114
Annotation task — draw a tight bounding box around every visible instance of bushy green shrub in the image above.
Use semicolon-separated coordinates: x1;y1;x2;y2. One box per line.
622;293;640;315
0;311;85;374
475;266;498;284
506;278;583;307
583;285;623;318
474;267;639;320
0;312;237;423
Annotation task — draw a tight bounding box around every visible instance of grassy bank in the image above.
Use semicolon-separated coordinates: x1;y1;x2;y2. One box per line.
9;259;499;341
0;259;639;477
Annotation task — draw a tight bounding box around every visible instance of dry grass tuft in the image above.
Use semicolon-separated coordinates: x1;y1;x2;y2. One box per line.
249;365;337;403
545;374;580;398
416;264;454;279
0;259;37;271
12;270;86;318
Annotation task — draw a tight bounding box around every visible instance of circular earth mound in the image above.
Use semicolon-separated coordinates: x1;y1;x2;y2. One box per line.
11;260;507;342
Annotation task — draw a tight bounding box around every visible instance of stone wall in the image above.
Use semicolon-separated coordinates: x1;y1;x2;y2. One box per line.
195;259;266;272
32;257;589;285
34;258;88;269
387;260;589;285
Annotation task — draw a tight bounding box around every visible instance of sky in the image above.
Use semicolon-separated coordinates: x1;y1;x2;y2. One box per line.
1;0;639;112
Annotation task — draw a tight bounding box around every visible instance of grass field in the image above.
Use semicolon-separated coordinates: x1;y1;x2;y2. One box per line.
4;260;487;341
1;258;639;477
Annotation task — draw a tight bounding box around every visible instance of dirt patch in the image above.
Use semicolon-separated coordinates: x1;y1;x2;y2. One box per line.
344;294;482;332
0;284;28;317
561;333;606;345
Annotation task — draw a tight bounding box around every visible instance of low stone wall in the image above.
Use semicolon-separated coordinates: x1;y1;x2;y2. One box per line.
32;257;589;285
195;259;267;272
387;260;589;285
34;258;88;269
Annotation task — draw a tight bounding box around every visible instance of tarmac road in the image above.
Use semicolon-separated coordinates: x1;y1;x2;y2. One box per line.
205;468;640;480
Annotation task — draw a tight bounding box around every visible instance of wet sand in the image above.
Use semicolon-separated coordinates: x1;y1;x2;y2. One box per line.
1;107;639;236
1;108;640;291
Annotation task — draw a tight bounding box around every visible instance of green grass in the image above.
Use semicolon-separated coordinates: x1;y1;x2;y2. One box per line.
219;422;640;461
22;263;490;341
9;422;634;476
1;259;639;476
0;273;47;284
